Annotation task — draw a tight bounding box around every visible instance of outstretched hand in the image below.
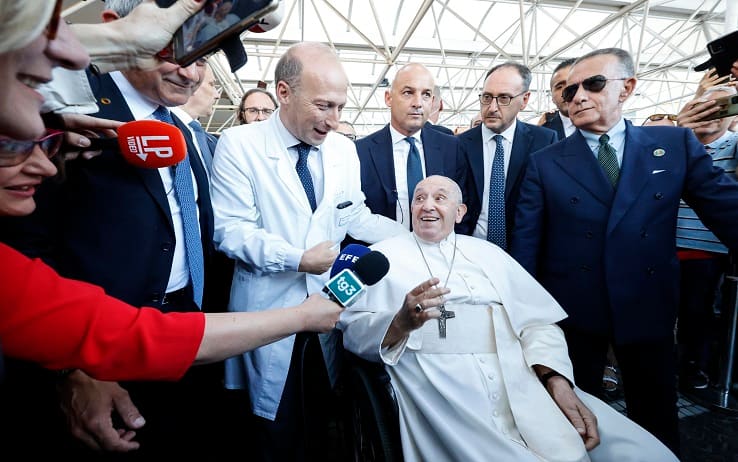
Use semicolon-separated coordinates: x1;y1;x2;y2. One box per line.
382;277;450;348
58;114;122;161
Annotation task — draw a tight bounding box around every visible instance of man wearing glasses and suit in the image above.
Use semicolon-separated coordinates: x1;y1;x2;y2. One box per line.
510;48;738;457
458;62;558;251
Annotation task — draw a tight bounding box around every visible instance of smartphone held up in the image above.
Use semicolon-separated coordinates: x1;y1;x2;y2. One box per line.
155;0;284;71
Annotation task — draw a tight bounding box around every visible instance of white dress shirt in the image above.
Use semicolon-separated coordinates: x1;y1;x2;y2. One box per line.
389;125;426;229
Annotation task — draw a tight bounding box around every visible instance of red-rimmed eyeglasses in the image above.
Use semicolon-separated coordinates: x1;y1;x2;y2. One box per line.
0;130;65;167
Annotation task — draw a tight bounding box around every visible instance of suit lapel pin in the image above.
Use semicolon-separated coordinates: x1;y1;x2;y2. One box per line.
652;148;665;157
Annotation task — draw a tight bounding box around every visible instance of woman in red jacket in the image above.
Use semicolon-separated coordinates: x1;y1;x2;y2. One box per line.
0;0;341;382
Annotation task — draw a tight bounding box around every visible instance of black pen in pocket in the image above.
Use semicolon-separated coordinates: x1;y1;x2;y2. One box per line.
337;201;353;209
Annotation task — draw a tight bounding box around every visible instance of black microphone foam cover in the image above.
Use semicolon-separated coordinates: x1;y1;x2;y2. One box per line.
353;251;390;286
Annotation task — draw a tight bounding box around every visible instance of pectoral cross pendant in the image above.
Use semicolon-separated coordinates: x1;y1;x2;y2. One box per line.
437;305;455;338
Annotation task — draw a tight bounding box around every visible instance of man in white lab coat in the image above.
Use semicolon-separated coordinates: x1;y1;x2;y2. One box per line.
210;42;404;461
339;175;677;462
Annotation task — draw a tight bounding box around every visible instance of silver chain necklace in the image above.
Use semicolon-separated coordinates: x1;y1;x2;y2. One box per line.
412;233;457;338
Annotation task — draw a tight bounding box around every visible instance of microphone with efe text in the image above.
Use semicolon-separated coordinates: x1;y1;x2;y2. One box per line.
329;244;371;278
86;120;187;168
323;248;390;307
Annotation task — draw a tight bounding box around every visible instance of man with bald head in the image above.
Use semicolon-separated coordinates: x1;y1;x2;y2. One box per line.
341;175;677;462
355;63;471;234
210;42;404;461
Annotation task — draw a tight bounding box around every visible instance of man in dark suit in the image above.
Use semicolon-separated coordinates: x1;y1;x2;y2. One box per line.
510;48;738;456
458;62;557;250
539;58;577;140
355;63;471;233
0;2;243;458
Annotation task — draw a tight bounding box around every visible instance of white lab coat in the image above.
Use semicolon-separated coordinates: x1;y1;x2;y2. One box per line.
210;110;404;420
340;232;678;462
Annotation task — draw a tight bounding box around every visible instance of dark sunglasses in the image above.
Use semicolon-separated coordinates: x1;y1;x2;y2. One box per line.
648;114;678;122
0;130;65;167
562;75;628;103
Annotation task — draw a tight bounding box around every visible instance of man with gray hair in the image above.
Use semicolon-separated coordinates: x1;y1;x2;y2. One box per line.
511;48;738;455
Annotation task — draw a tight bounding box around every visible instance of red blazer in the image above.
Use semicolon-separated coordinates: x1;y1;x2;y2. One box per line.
0;243;204;381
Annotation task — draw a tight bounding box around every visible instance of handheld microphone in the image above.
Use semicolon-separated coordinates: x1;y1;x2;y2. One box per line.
86;120;187;169
329;244;371;278
247;0;285;33
323;250;390;307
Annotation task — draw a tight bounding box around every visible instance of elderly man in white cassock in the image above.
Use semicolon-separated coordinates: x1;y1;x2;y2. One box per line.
339;175;678;462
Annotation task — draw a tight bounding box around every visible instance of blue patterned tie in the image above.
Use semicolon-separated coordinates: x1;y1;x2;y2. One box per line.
405;137;423;209
153;106;204;308
487;134;507;250
188;120;213;173
598;134;619;187
295;142;317;212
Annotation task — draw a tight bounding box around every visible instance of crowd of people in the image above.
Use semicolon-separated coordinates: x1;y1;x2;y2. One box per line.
2;1;738;461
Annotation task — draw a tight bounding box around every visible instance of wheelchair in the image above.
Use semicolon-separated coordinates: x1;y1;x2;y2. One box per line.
338;351;403;462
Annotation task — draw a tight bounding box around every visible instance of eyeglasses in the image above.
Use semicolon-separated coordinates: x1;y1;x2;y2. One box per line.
478;91;526;107
337;132;357;141
647;114;678;122
242;107;274;116
562;75;628;103
0;130;64;167
45;0;64;40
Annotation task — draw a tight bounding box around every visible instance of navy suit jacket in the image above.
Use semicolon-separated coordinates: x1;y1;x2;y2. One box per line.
6;72;214;311
511;122;738;344
424;120;454;136
542;111;566;140
458;121;557;244
355;124;474;234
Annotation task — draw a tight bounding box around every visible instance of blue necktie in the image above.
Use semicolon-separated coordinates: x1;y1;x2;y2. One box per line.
153;106;204;307
295;142;317;212
405;137;423;209
188;120;213;173
487;134;507;250
598;134;619;187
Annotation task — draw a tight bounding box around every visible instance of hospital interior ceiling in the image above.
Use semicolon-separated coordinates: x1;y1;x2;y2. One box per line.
64;0;733;135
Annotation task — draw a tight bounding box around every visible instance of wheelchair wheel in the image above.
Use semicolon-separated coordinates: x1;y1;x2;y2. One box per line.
342;359;402;462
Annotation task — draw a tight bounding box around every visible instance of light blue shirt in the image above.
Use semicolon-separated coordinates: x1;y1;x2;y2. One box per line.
579;118;626;167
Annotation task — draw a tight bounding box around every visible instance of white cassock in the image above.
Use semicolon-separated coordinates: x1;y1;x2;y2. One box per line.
339;232;678;462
